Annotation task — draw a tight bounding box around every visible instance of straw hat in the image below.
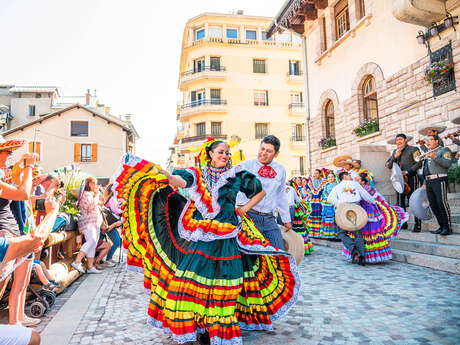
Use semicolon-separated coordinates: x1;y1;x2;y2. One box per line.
335;158;360;169
409;187;434;221
335;203;368;231
280;227;304;265
417;123;447;136
450;113;460;125
333;155;352;167
387;135;413;145
0;135;26;152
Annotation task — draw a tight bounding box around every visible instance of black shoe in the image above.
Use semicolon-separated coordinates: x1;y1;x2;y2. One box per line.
411;226;421;233
352;254;359;264
358;256;366;266
197;332;210;345
402;223;408;230
430;228;443;234
440;228;452;236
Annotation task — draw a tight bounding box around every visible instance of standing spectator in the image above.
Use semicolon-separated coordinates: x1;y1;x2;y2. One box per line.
71;177;104;274
102;183;122;264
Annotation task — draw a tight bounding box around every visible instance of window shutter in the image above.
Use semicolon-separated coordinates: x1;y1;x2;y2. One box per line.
28;142;33;153
36;142;41;160
91;144;98;162
74;143;80;162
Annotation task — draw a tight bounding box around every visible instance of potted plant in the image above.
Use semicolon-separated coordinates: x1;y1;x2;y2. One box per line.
352;120;379;137
318;136;336;149
424;59;455;84
448;165;457;193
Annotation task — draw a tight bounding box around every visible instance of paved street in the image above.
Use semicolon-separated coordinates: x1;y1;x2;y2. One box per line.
41;246;459;345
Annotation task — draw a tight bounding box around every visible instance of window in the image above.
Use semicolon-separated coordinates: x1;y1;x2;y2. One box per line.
357;0;366;19
80;144;92;162
191;90;205;106
254;90;268;106
262;31;273;41
245;30;257;40
335;0;350;39
193;57;205;73
211;122;222;136
226;28;239;39
28;105;35;116
210;89;221;104
74;143;97;163
362;76;378;122
293;124;305;141
253;59;266;73
279;32;292;42
320;17;327;52
325;100;335;138
36;93;41;98
290;92;303;104
195;122;206;136
208;26;222;38
255;123;269;139
210;57;221;71
299;157;305;175
71;121;89;137
195;28;205;40
289;60;301;76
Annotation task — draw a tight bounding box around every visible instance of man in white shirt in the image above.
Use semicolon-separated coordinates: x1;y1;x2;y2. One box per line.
327;171;376;265
236;135;291;250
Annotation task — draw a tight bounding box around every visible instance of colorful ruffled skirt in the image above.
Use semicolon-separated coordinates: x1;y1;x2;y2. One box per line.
342;204;392;263
306;202;322;238
292;205;314;255
320;204;338;239
114;158;300;345
375;197;408;242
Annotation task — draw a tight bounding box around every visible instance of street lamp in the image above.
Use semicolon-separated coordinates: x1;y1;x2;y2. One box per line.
444;12;458;30
416;31;425;45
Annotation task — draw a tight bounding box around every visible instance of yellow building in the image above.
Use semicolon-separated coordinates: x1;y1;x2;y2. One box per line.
169;12;308;177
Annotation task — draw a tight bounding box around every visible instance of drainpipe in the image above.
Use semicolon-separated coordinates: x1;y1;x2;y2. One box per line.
302;36;312;176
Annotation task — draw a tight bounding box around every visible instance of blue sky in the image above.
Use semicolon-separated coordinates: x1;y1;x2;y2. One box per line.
1;0;282;164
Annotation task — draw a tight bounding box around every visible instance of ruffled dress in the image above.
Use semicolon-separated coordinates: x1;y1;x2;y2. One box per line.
371;189;408;241
114;154;300;345
320;182;338;239
305;179;326;239
290;186;314;255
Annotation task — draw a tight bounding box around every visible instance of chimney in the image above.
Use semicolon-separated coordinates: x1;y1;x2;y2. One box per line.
85;89;91;105
237;10;244;15
124;114;132;122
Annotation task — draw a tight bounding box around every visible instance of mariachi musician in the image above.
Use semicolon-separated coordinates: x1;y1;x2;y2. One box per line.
422;135;454;236
386;133;422;232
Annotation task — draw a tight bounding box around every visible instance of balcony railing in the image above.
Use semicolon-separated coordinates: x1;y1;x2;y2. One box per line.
289;102;305;110
181;99;227;109
286;71;304;82
181;134;228;144
291;135;306;142
180;66;226;78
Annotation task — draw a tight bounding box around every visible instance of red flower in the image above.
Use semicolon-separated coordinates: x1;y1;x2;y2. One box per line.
445;69;448;72
452;62;455;66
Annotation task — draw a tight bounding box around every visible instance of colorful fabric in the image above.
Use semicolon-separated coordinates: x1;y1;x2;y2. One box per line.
114;154;300;345
320;182;338;239
305;179;326;238
292;205;314;255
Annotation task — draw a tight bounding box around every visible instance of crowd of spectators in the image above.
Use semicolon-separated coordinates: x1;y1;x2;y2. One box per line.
0;137;123;345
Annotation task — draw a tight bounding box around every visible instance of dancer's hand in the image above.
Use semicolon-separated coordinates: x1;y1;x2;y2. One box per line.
283;222;292;232
236;205;250;218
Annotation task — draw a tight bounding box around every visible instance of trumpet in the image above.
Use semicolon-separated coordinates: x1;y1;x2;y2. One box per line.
415;147;441;162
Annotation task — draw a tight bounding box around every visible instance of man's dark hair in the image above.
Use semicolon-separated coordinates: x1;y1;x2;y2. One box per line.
338;171;349;181
261;135;280;152
396;133;407;140
427;134;440;144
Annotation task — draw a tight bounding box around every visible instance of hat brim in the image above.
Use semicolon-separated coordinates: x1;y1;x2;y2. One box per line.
387;136;413;145
336;160;360;169
335;203;368;231
0;140;26;152
409;187;434;220
333;155;352;167
417;124;447;136
281;227;304;265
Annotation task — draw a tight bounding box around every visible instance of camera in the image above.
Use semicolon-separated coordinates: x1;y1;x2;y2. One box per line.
35;199;46;211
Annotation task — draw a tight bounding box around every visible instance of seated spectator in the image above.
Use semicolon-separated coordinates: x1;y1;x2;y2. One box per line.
94;239;113;269
102;183;122;264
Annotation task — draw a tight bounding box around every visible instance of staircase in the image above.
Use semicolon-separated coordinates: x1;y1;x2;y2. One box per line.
313;193;460;274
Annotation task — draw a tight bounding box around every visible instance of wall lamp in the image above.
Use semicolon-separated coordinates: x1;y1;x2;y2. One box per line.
416;12;458;51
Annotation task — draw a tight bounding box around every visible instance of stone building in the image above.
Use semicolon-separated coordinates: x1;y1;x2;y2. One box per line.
169;12;309;176
268;0;460;193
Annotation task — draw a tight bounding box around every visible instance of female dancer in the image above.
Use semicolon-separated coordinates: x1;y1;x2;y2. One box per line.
114;139;299;345
305;169;326;238
320;172;338;239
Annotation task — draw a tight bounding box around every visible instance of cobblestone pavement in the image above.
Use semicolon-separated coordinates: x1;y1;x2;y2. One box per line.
61;246;460;345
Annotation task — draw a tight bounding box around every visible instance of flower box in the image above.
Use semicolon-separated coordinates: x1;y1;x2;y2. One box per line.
318;137;336;149
353;120;379;137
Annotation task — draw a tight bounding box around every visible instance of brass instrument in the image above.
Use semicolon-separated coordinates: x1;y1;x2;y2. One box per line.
415;147;441;162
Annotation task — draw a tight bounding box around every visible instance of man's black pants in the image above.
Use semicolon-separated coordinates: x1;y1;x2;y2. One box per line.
397;174;421;228
426;176;451;230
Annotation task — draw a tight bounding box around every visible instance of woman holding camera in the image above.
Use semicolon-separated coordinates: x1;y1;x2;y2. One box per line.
71;177;104;274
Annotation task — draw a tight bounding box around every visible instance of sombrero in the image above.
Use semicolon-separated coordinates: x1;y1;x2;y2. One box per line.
450;113;460;125
409;187;434;221
335;203;368;231
417;123;447;136
280;227;304;265
335;158;360;169
387;136;413;145
391;164;405;194
333;155;352;167
0;136;26;152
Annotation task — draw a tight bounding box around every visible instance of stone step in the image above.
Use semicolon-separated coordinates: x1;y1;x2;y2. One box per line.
391;249;460;275
407;221;460;233
391;239;460;260
396;231;460;246
409;213;460;223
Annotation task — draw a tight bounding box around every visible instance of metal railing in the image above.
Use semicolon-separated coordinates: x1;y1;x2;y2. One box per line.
289;102;305;109
291;135;306;142
287;71;303;77
181;134;227;144
181;99;227;109
180;66;226;77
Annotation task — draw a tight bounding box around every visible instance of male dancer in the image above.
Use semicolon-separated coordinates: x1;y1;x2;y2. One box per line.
236;135;291;250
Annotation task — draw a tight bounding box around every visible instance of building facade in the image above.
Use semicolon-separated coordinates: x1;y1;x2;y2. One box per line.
269;0;460;194
3;104;137;181
169;12;309;176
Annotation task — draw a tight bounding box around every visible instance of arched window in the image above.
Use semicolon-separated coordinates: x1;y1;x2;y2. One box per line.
325;100;335;138
363;76;378;122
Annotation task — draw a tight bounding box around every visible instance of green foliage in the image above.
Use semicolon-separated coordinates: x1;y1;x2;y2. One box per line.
448;165;460;184
353;120;379;137
425;60;455;84
318;137;336;149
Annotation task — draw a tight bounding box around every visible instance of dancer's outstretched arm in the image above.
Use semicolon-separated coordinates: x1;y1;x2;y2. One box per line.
160;170;187;188
236;190;266;218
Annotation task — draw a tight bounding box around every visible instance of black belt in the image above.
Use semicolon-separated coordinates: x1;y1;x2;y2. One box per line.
248;209;273;216
425;174;447;181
